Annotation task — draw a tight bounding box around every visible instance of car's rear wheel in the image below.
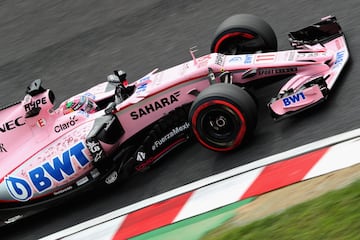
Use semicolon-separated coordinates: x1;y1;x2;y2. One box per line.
189;83;257;151
211;14;277;54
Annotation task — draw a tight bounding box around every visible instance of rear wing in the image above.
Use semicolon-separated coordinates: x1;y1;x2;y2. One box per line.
288;16;343;48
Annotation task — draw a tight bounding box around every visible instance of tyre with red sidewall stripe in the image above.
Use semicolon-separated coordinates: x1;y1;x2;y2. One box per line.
189;83;257;152
211;14;277;54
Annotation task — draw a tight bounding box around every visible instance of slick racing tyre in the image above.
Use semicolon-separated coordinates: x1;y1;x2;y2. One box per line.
189;83;257;152
211;14;277;54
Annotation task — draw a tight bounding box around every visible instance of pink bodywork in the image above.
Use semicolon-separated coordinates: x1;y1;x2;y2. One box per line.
0;30;348;202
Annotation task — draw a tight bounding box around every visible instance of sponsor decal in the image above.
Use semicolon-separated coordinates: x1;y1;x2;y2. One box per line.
53;186;73;196
138;76;151;84
152;122;190;151
135;83;148;94
229;56;242;63
258;67;298;76
0;143;7;152
86;139;104;163
105;171;118;184
287;51;296;61
136;151;146;162
0;116;26;133
54;116;78;133
5;177;32;201
244;54;253;64
76;176;89;186
227;54;262;64
283;92;306;106
4;215;23;224
297;52;327;58
24;97;47;112
255;54;275;63
5;142;90;201
37;118;46;128
136;76;152;92
130;91;180;120
215;54;225;66
334;50;345;68
90;168;100;179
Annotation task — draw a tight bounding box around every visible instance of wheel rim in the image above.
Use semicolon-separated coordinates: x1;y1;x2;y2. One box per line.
192;100;247;151
213;31;267;54
201;106;238;143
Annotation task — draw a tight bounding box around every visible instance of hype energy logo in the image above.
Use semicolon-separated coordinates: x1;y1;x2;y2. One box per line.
5;142;90;202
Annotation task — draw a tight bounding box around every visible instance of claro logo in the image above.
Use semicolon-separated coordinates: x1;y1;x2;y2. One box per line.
130;91;180;120
54;116;78;133
0;117;25;133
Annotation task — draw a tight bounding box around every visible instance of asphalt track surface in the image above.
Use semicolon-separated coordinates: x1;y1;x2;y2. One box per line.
0;1;359;239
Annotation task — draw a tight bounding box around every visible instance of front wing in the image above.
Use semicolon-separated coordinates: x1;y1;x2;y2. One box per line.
268;16;349;119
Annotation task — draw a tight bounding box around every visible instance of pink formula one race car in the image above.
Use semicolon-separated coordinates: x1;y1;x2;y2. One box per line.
0;15;349;225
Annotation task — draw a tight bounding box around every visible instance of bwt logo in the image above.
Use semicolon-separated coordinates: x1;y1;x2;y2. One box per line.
5;142;90;202
282;92;306;106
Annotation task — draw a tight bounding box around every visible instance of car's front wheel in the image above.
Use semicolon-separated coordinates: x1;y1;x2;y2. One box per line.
189;83;257;151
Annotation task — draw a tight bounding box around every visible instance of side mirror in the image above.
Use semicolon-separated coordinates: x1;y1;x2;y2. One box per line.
107;74;121;84
26;79;46;96
107;70;127;84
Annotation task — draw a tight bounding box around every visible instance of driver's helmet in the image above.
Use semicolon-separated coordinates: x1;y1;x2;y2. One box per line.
63;95;97;114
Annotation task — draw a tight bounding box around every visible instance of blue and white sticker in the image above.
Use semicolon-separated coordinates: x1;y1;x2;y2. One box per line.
333;50;345;70
6;142;90;201
229;56;242;62
283;92;306;106
244;54;253;64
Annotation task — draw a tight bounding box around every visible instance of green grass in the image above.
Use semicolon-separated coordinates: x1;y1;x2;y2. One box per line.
203;179;360;240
